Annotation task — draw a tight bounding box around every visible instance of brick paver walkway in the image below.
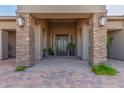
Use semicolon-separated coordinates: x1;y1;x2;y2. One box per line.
0;56;124;88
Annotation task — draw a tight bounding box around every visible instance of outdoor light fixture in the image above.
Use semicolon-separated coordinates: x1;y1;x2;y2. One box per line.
99;16;106;26
17;15;25;27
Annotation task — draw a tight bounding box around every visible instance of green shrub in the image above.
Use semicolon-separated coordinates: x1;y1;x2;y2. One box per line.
107;35;113;47
43;48;48;57
15;66;27;72
67;43;76;51
43;48;48;53
48;48;54;55
92;64;118;76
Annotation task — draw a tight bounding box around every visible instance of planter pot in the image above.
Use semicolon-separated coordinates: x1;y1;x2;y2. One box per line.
43;53;46;57
69;50;75;56
50;52;54;56
67;50;70;56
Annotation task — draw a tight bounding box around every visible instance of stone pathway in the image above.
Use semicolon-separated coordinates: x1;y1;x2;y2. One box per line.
0;56;124;88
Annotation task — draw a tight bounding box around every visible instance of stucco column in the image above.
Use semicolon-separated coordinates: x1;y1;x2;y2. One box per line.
40;26;44;58
89;13;107;65
44;30;47;48
0;29;2;60
35;24;42;60
0;30;8;60
82;24;89;60
80;29;83;58
77;29;81;57
16;13;35;66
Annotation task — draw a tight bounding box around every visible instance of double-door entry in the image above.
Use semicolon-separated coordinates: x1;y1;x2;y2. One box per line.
56;35;68;55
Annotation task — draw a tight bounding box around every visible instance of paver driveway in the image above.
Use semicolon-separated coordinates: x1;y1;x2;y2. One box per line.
0;56;124;88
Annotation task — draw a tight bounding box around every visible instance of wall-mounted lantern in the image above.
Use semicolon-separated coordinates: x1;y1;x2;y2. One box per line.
99;16;106;26
17;15;25;27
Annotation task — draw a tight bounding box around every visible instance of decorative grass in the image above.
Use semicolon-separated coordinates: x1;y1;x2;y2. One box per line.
15;66;27;72
92;64;118;76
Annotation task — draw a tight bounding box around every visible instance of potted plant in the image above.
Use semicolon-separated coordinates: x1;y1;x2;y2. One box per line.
67;43;76;56
48;48;54;56
43;48;48;57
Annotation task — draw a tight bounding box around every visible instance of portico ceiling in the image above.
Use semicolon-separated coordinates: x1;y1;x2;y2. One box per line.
32;13;91;19
47;18;88;24
48;19;77;24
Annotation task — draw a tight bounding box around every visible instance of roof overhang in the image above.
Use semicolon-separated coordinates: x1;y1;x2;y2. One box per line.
107;16;124;21
0;16;16;21
17;5;106;13
108;29;122;32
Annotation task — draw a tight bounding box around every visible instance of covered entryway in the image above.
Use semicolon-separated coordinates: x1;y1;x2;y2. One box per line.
16;5;107;66
48;19;77;56
34;17;90;60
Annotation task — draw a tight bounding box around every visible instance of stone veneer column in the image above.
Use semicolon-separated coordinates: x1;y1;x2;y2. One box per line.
89;13;107;65
16;13;35;66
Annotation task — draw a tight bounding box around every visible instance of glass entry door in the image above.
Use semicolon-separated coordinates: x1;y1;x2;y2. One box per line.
56;35;68;55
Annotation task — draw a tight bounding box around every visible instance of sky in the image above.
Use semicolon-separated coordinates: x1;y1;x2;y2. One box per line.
0;5;124;16
0;5;16;16
107;5;124;15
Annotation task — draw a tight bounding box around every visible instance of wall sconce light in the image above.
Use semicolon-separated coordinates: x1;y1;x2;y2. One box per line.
17;15;25;27
99;16;106;26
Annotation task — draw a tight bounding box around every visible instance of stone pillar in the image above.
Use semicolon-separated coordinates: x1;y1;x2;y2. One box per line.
16;13;35;66
89;13;107;65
